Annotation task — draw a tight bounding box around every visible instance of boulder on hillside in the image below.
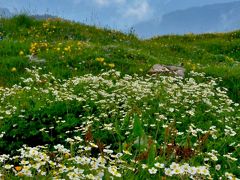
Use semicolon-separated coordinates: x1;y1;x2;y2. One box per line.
148;64;185;77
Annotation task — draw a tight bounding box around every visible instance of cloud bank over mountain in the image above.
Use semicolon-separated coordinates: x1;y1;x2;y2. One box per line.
133;1;240;38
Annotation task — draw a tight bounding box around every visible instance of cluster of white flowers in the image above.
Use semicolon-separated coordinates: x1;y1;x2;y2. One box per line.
0;144;126;179
224;125;237;137
164;162;210;178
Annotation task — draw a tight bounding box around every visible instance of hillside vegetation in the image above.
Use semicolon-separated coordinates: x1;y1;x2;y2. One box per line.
1;15;240;102
0;15;239;179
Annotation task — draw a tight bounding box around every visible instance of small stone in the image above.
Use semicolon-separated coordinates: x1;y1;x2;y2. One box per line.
26;55;46;64
148;64;185;77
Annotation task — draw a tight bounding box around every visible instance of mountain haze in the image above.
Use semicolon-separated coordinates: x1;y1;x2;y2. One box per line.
134;1;240;38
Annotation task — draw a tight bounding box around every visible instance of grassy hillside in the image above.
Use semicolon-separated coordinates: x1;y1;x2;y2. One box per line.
1;15;240;102
0;15;239;179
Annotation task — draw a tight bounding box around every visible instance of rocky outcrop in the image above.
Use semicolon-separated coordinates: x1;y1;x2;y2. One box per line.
149;64;185;77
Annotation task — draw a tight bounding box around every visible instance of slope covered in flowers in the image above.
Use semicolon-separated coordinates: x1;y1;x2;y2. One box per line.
0;15;239;179
0;68;239;179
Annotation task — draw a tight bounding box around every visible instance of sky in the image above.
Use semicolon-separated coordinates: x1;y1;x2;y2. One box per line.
0;0;239;31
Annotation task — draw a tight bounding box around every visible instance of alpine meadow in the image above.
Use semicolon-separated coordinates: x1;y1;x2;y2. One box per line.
0;15;239;179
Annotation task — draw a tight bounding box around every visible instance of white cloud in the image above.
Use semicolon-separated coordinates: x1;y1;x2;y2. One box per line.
94;0;126;7
123;1;152;21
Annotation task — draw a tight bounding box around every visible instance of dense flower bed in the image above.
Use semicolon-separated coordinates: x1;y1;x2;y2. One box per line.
0;68;239;179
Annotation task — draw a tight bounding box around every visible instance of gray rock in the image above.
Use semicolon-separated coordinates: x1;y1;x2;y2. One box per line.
149;64;185;77
26;55;46;64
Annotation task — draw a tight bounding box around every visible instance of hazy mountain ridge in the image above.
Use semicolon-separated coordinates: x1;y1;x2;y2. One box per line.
134;1;240;38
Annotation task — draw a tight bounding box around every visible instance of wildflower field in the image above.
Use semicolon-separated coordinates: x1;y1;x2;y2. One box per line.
0;15;239;179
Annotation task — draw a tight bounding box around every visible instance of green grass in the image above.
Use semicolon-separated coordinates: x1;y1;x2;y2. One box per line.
0;15;239;179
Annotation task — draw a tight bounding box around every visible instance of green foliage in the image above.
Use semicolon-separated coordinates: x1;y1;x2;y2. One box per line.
133;115;144;137
12;14;35;28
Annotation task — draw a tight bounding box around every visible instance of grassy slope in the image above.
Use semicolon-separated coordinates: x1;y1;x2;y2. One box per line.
1;15;240;103
0;15;240;179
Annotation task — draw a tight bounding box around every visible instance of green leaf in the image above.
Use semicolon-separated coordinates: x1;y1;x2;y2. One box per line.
147;144;156;167
133;115;144;137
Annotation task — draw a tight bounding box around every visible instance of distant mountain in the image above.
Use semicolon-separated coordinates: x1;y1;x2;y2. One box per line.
152;0;238;14
0;8;12;18
134;1;240;38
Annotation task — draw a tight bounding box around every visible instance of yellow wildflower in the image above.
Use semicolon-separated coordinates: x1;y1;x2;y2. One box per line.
64;153;70;158
96;57;105;63
11;67;17;72
64;46;71;52
192;64;196;70
15;166;22;171
108;63;115;68
19;50;24;56
77;41;83;46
